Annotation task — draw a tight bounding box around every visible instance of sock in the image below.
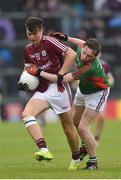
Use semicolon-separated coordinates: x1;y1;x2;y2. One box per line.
80;145;87;160
72;151;80;161
88;156;97;163
35;138;47;149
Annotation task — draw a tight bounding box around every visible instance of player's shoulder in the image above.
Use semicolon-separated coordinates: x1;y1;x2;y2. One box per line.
42;35;57;43
43;35;68;47
24;43;33;50
43;35;59;42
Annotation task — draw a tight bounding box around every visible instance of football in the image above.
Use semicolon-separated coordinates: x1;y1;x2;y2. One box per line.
19;71;39;90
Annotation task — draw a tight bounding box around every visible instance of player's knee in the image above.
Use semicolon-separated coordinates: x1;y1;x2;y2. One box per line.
63;126;74;136
73;114;80;128
78;124;87;136
22;109;32;118
21;110;26;118
22;110;37;127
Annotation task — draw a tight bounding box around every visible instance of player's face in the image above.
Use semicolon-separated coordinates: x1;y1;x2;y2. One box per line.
26;28;43;46
81;45;96;62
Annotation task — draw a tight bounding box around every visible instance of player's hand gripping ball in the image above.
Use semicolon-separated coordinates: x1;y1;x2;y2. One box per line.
26;64;41;76
18;71;39;91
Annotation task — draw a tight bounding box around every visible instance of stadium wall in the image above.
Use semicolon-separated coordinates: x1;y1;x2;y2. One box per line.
104;99;121;120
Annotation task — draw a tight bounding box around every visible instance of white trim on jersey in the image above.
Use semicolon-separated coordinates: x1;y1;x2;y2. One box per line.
43;35;68;52
26;43;33;47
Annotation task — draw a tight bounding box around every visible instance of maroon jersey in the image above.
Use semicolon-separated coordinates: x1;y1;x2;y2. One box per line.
24;35;69;92
101;59;110;75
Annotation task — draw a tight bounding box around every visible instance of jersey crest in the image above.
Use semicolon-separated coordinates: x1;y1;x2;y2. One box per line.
42;50;47;57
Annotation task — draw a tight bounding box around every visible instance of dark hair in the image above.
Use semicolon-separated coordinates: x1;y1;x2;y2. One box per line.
25;16;43;33
84;38;102;56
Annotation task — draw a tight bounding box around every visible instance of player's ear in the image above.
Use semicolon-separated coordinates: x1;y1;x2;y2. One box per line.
97;52;101;58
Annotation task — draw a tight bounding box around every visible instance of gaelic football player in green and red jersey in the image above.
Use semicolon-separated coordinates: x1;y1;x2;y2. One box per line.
63;37;110;170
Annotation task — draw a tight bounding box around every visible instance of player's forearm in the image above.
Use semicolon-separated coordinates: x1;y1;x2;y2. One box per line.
41;71;57;83
58;48;76;75
68;37;85;47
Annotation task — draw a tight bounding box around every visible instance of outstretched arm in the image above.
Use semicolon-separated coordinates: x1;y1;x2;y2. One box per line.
25;68;73;84
68;37;85;48
40;71;74;83
51;32;85;47
41;71;57;82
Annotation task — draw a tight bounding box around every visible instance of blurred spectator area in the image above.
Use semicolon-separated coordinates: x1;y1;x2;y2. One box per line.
0;0;121;109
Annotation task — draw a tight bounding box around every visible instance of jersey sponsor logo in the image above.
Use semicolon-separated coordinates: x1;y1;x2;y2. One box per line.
40;60;52;70
30;53;41;61
30;54;35;58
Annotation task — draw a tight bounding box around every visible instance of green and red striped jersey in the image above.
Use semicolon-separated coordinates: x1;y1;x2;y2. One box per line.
72;46;110;94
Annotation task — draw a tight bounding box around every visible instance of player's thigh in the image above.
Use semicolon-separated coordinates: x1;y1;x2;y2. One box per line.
80;107;98;128
96;112;104;123
22;98;49;117
58;110;73;130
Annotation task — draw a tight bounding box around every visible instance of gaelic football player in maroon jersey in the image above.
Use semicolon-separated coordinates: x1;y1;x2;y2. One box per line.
18;16;80;170
33;33;111;170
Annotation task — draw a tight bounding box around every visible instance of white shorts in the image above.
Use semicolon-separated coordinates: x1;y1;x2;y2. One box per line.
32;83;72;114
74;87;110;112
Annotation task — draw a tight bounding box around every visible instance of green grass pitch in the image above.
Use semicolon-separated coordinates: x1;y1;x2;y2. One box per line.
0;120;121;179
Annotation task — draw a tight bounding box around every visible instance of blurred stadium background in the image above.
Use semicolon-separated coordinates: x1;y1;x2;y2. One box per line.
0;0;121;121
